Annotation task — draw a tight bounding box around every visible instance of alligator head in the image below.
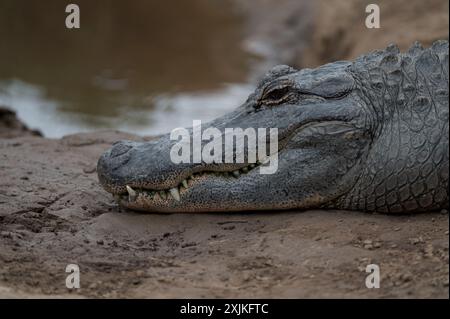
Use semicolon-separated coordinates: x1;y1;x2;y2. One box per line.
97;41;449;213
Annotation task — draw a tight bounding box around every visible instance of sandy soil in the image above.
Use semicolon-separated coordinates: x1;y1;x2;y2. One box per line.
0;125;448;298
1;0;449;299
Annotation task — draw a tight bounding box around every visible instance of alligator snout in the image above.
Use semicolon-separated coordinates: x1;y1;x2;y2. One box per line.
97;135;196;198
99;140;134;170
110;141;133;158
97;140;137;194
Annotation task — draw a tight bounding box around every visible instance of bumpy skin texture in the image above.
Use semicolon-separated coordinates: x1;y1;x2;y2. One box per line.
97;41;449;213
333;41;449;213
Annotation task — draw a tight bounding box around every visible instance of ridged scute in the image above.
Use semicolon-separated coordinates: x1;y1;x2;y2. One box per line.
350;41;448;114
337;41;449;213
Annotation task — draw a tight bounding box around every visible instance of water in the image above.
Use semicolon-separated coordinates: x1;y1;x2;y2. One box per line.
0;0;260;137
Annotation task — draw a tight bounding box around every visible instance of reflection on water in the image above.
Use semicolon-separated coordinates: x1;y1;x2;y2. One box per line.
0;0;257;137
0;80;253;137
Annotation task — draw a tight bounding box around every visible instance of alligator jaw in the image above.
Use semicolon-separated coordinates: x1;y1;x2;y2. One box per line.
111;161;261;203
114;160;263;208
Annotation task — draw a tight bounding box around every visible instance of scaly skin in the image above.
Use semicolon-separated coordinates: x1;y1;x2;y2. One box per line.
97;41;449;213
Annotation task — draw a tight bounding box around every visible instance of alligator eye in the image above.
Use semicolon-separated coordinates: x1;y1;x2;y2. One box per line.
260;86;291;105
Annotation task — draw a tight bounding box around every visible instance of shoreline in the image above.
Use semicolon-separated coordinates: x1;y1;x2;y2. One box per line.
0;0;448;298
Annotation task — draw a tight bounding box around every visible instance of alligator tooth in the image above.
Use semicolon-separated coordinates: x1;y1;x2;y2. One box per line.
232;170;240;178
126;185;137;201
182;180;188;188
169;187;181;201
241;167;248;173
159;191;167;200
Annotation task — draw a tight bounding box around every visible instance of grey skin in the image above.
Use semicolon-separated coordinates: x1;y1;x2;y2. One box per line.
97;41;449;213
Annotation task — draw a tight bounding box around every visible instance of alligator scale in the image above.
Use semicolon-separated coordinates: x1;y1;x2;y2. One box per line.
98;41;449;213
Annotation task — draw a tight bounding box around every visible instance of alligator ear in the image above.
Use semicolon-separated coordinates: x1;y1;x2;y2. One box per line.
292;61;354;98
310;74;354;98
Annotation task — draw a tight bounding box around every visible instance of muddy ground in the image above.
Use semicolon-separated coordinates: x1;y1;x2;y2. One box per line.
1;0;449;299
0;124;448;298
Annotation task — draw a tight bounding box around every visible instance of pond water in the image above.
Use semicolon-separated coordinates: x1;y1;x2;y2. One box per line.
0;0;261;137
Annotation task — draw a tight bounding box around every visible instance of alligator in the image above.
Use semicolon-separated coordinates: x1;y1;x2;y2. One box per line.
97;41;449;213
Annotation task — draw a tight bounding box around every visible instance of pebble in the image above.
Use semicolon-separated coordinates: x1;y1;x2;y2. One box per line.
223;225;235;230
136;240;144;247
399;273;413;283
409;237;423;245
89;282;98;289
181;242;197;248
83;167;96;174
424;244;434;257
363;240;373;249
136;270;144;277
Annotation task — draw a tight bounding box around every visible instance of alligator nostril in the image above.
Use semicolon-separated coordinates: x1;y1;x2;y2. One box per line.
110;142;133;158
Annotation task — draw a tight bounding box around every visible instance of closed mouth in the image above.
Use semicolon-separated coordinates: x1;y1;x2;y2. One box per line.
116;160;264;204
